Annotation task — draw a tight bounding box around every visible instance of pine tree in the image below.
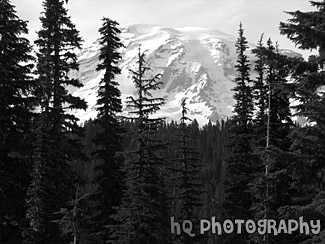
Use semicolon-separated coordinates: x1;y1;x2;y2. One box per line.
90;17;125;243
232;23;254;126
249;36;270;244
265;40;294;149
279;1;325;243
250;38;298;244
111;47;170;244
24;0;86;243
251;34;268;138
222;23;255;244
171;99;203;244
0;0;34;242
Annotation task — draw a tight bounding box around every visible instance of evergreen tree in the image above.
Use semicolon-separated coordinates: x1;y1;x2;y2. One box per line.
111;47;170;244
171;99;203;244
249;37;271;244
0;0;34;242
232;23;254;126
222;23;255;244
251;34;268;138
24;0;86;243
250;38;297;244
90;17;124;243
264;40;294;149
279;1;325;243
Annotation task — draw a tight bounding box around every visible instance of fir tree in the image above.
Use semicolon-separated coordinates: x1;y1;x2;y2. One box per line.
251;34;268;137
264;40;294;149
250;38;297;244
24;0;86;243
0;0;34;242
90;17;124;243
279;1;325;243
223;23;255;244
232;23;254;125
250;36;270;244
111;47;170;244
171;99;203;244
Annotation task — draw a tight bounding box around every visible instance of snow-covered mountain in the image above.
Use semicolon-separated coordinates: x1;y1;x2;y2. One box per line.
69;24;301;125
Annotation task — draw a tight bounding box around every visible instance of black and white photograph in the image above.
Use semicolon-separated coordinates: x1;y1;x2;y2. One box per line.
1;0;324;243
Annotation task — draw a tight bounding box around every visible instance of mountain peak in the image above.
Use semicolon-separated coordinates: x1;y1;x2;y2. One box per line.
71;24;300;125
122;24;164;35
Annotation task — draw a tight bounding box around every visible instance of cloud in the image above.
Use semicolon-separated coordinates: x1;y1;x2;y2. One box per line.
10;0;316;58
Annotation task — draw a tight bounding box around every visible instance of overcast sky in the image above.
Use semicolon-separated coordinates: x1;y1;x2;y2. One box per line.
11;0;314;58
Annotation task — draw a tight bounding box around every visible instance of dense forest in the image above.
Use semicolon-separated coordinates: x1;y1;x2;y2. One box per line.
1;0;325;244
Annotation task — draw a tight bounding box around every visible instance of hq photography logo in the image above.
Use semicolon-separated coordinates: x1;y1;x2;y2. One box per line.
170;217;321;237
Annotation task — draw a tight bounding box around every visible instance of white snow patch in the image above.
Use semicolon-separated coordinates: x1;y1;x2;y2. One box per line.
69;24;298;125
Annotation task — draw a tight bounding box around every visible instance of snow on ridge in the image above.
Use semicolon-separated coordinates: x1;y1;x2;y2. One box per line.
71;24;302;125
121;23;164;36
72;24;238;124
176;26;210;32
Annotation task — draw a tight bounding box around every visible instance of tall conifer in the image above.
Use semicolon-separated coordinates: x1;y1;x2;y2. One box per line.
252;35;268;137
279;1;325;243
171;99;203;244
223;23;255;244
250;38;297;244
24;1;86;243
0;0;34;242
111;47;170;244
91;17;124;243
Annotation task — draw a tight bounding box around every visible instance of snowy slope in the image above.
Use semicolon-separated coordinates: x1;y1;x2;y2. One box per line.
70;24;301;125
